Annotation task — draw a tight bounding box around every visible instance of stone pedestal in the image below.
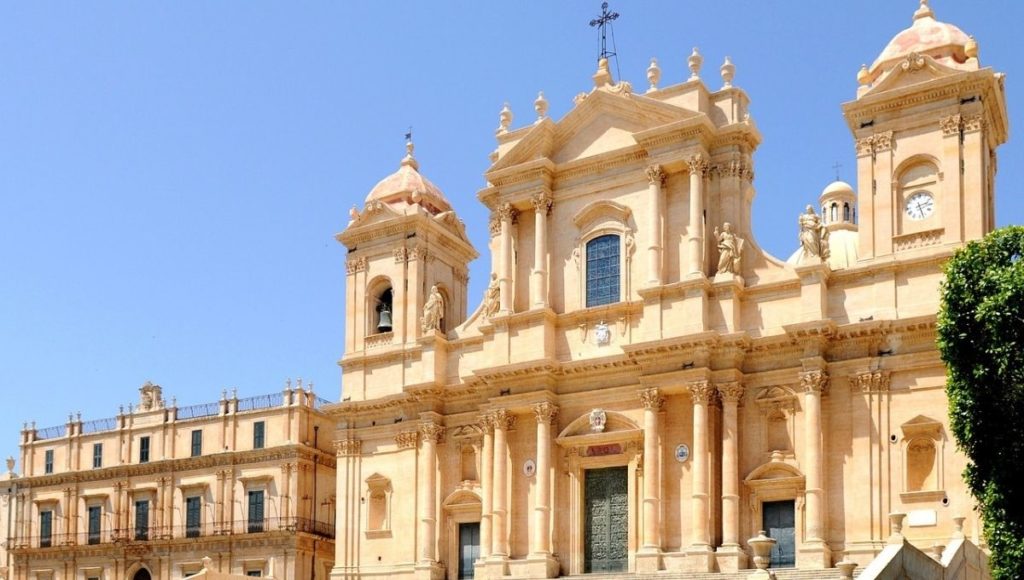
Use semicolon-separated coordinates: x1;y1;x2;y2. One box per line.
413;562;445;580
713;272;745;332
714;544;749;573
523;555;560;579
635;551;662;574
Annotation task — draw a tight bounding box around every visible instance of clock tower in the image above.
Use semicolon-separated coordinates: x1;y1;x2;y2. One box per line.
842;0;1008;260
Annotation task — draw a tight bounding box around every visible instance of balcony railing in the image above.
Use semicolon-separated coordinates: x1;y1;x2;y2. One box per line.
176;401;220;421
236;393;283;412
81;416;118;435
35;425;67;440
7;517;335;549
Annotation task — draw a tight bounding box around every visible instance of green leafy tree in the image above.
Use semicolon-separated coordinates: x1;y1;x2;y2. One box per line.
938;226;1024;578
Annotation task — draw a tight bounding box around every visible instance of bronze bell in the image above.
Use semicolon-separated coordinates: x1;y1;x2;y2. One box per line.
377;306;393;333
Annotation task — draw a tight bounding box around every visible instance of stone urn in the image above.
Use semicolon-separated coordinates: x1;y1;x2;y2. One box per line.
836;560;857;579
748;530;777;570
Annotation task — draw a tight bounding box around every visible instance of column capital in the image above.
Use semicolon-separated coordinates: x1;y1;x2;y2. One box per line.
478;413;495;434
687;381;717;405
800;370;830;395
638;387;665;410
488;217;501;238
395;430;419;449
716;382;745;404
530;192;553;214
687;153;709;177
940;114;963;137
492;408;516;431
496;202;518;223
533;402;559;424
334;438;362;456
645;164;666;186
419;422;445;444
850;370;891;394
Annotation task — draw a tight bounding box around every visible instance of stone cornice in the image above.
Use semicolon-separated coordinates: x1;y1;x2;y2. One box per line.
16;444;333;489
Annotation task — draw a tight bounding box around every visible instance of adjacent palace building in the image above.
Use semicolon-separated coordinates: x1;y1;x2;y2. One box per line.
327;1;1006;579
1;2;1010;580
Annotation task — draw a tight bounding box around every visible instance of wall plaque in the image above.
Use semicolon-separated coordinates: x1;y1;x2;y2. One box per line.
586;443;622;457
523;459;536;477
675;444;690;463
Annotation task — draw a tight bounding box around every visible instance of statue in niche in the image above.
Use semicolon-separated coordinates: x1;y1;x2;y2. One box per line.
797;205;830;262
421;285;445;333
482;273;500;318
714;222;744;275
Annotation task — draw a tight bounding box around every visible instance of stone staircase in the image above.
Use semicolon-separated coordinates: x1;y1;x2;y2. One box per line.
561;569;860;580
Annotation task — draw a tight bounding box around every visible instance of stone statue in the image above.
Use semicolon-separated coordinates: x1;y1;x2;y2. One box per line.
798;205;830;262
5;455;14;473
138;381;163;411
482;273;500;318
421;285;445;333
714;222;744;275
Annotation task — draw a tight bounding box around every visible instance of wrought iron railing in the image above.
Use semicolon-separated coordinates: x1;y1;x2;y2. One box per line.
176;401;220;421
7;516;335;549
314;396;333;410
236;393;284;412
81;416;118;434
35;425;67;440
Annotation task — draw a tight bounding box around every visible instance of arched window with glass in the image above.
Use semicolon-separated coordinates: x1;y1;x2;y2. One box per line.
586;234;621;307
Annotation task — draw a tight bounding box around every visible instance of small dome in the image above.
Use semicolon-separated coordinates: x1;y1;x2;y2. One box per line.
870;1;971;76
820;180;854;200
364;141;452;215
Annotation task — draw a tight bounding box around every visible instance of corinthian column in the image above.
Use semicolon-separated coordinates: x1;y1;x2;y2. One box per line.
801;370;828;544
418;422;444;564
717;383;745;550
688;381;715;551
490;409;515;558
531;403;558;555
531;194;552;308
497;204;517;314
687;154;708;278
479;415;494;560
645;165;665;286
637;388;664;570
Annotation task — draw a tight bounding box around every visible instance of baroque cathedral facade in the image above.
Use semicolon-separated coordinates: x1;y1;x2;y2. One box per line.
323;1;1010;578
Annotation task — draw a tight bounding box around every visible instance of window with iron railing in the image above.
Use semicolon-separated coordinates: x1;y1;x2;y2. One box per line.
135;500;149;540
88;505;102;545
39;510;53;548
247;490;265;533
186;496;202;538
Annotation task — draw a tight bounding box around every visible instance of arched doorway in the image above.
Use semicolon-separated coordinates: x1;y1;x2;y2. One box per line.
132;569;152;580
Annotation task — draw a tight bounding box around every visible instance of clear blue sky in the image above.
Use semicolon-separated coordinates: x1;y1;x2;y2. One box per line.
1;2;1020;466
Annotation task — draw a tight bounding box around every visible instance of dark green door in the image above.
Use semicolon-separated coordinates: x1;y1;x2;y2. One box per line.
584;466;628;573
763;500;796;567
458;522;480;579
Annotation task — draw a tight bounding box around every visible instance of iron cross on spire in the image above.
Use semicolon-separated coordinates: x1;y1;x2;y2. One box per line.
589;2;619;61
832;161;843;181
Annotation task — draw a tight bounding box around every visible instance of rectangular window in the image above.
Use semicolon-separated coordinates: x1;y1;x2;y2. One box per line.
92;443;103;469
246;571;262;578
88;505;102;544
247;490;265;533
134;500;149;541
39;510;53;548
190;429;203;457
253;422;265;450
585;234;621;307
44;449;54;474
139;436;150;464
186;496;202;538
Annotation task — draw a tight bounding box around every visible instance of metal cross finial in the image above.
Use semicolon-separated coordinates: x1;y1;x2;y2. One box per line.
405;126;413;143
832;161;843;181
589;2;619;61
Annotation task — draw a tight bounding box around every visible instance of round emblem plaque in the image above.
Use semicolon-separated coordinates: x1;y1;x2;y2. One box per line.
674;444;690;463
523;459;537;477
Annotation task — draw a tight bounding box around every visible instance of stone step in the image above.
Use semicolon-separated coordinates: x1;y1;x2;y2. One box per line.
560;568;860;580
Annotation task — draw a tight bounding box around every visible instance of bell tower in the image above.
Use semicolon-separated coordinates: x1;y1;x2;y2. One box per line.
337;140;477;401
842;0;1008;261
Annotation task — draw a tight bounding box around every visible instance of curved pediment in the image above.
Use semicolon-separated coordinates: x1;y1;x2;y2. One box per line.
572;200;632;230
745;457;804;482
557;409;640;441
442;487;481;509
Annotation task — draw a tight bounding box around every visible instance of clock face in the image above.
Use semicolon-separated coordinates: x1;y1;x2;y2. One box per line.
905;191;935;221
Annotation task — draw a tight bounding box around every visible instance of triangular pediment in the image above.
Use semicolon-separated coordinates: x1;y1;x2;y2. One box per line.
489;89;696;172
863;53;965;98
